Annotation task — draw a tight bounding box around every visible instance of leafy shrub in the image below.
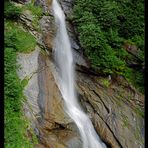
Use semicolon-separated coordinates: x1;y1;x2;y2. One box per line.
102;79;110;88
22;3;43;31
137;50;144;62
117;0;144;38
97;1;120;31
73;9;126;75
4;28;17;48
5;21;36;53
73;0;144;92
124;68;144;93
4;2;22;19
105;29;123;49
24;3;43;18
131;35;144;51
5;48;30;147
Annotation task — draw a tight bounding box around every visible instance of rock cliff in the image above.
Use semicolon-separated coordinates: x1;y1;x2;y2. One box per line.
16;0;144;147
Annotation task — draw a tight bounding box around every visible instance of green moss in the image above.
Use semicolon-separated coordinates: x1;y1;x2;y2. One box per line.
21;78;29;87
32;17;41;32
114;99;122;107
134;106;144;118
134;127;144;144
114;96;123;107
122;117;129;128
22;3;43;32
5;21;36;53
23;3;43;18
101;79;110;88
120;112;129;128
4;1;22;20
127;95;132;100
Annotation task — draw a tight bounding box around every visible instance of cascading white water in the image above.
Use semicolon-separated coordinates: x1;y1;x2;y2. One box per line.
52;0;106;147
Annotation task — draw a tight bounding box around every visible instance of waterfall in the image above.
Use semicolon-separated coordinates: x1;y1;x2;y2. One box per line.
52;0;106;147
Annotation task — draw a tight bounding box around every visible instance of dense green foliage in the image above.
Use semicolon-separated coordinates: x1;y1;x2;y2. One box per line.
5;21;36;53
73;0;144;92
23;3;43;17
4;1;22;19
5;1;38;147
5;48;32;148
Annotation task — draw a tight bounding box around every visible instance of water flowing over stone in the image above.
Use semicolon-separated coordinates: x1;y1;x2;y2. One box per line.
52;0;106;147
16;0;144;147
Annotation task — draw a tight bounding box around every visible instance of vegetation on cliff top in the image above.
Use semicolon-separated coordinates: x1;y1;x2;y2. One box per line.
4;1;39;147
73;0;144;93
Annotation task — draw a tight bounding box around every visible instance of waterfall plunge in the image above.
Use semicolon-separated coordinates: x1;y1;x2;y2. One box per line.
52;0;106;147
